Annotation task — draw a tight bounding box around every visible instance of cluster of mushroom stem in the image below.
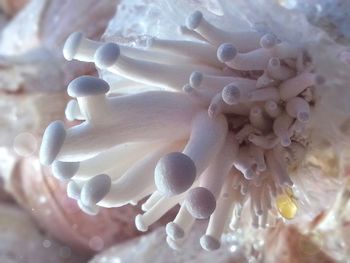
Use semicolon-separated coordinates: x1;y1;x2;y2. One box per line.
40;10;323;251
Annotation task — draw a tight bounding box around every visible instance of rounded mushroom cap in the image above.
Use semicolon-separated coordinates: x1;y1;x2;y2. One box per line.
154;152;196;196
217;43;237;62
185;187;216;219
52;161;79;181
94;42;120;69
200;235;221;251
40;121;66;166
186;10;203;30
222;84;240;105
63;32;83;61
67;75;110;97
189;71;203;88
166;222;184;240
80;174;111;207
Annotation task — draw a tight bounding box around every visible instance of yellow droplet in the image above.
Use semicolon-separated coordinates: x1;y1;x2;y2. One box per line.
276;193;298;220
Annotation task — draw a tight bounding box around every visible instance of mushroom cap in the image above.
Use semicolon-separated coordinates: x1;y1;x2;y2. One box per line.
200;235;221;251
40;120;66;166
166;222;184;240
94;42;121;69
222;84;240;105
185;187;216;219
217;43;237;62
186;10;203;30
154;152;196;196
135;214;148;232
80;174;111;207
67;76;110;97
63;32;83;61
189;71;203;88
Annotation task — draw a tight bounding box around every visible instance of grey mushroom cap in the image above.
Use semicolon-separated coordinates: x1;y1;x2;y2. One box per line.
40;121;66;166
67;75;110;97
80;174;111;207
200;235;221;251
94;42;121;69
154;152;196;196
217;43;237;63
185;187;216;219
186;10;203;30
189;71;203;88
166;222;185;240
63;32;83;61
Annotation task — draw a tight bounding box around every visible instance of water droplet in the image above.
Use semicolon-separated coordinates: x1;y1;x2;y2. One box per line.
13;132;38;157
43;239;52;248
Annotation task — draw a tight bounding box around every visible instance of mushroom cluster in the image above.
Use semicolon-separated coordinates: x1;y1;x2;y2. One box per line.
40;9;326;251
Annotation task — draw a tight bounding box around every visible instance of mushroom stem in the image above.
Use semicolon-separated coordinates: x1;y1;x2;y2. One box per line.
233;146;256;180
199;133;238;198
166;204;195;240
135;194;185;232
273;113;294;147
183;111;228;178
71;141;158;180
189;71;241;89
142;191;162;212
186;11;261;52
217;42;299;71
248;87;280;102
94;43;221;90
63;32;100;62
48;91;199;162
201;175;235;251
67;76;110;122
148;38;221;67
279;72;320;100
249;106;272;132
267;57;295;80
99;141;183;207
285;97;310;123
266;149;293;186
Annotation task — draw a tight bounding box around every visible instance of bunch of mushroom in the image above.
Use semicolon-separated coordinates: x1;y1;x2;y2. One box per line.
40;10;323;251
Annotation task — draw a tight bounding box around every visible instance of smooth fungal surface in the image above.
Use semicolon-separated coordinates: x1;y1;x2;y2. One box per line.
40;9;325;251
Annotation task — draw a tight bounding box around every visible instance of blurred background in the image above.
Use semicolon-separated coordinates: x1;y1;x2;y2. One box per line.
0;0;349;262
